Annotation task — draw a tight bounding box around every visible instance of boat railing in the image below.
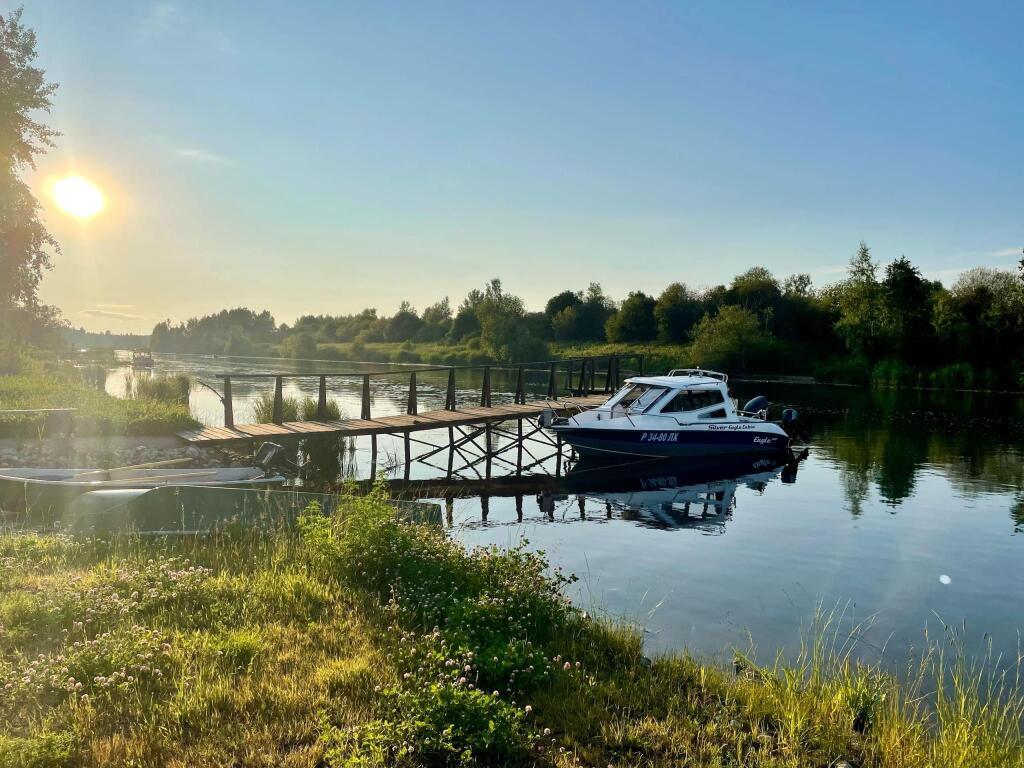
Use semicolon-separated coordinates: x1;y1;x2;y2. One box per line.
666;368;728;382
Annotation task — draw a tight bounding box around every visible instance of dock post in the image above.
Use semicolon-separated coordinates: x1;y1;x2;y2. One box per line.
272;376;284;424
370;435;378;474
446;428;454;478
317;375;328;420
555;434;562;477
445;369;456;410
407;371;417;415
514;365;525;405
639;354;645;376
481;495;489;521
516;417;523;476
480;367;491;407
223;377;234;429
566;359;574;394
403;431;411;480
547;362;556;399
604;357;613;392
445;496;454;526
577;357;587;394
485;422;492;478
515;494;523;522
361;375;371;420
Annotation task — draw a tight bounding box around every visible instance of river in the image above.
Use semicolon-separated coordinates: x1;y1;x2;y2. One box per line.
107;352;1024;665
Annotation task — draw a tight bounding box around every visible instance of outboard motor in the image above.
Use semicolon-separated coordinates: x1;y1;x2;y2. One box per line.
253;442;299;475
743;395;771;415
781;407;811;444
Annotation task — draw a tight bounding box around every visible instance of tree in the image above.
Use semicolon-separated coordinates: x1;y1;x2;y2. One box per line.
280;332;317;359
0;8;61;353
653;282;702;342
727;267;781;314
880;256;934;361
385;301;424;342
474;279;548;362
834;241;884;360
543;290;581;321
605;291;657;342
783;273;812;297
690;306;769;372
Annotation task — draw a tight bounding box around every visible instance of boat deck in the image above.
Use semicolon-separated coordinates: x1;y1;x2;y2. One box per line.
177;394;607;446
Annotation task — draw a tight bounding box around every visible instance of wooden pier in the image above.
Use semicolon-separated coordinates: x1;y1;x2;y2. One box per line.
177;355;643;448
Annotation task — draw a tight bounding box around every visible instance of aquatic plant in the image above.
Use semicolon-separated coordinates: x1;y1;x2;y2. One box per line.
123;372;191;405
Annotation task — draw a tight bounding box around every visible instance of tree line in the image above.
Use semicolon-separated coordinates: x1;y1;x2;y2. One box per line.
150;244;1024;389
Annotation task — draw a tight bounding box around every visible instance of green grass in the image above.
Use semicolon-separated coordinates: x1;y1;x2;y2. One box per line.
123;372;192;406
2;490;1022;767
0;370;199;438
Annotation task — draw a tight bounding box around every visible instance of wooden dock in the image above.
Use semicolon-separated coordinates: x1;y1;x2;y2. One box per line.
178;393;607;446
180;393;602;448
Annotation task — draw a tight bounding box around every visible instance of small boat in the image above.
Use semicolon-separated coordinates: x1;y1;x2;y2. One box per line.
130;349;154;368
0;465;287;519
542;368;799;458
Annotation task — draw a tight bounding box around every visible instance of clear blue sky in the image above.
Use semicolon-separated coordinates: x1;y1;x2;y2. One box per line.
18;0;1023;331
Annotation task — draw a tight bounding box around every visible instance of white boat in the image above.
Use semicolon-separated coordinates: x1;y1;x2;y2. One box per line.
542;368;798;458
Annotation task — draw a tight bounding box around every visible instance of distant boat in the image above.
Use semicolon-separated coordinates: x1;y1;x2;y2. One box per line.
130;349;154;368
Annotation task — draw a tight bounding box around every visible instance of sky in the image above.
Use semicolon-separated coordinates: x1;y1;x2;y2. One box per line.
15;0;1024;332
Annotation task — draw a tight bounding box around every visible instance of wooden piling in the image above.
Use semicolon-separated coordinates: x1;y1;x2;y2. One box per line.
361;375;371;420
514;365;525;405
445;369;456;410
480;367;491;407
317;375;328;419
407;371;417;415
223;377;234;429
272;376;283;424
547;362;556;399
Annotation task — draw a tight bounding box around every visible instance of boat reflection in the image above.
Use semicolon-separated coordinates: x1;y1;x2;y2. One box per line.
542;450;806;532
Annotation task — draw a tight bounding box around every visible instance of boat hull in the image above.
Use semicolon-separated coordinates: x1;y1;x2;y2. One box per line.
552;425;790;458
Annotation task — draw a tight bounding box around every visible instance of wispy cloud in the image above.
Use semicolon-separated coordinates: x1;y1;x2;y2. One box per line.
81;308;144;321
994;247;1022;258
176;148;230;164
139;2;178;37
96;303;136;310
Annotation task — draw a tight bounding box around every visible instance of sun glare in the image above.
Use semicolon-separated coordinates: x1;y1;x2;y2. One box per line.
52;175;105;220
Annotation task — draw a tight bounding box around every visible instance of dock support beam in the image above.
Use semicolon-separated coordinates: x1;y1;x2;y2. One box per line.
514;366;525;404
547;362;556;399
480;367;491;407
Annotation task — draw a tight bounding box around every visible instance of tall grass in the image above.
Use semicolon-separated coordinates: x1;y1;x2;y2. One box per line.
251;392;343;423
2;494;1022;766
123;371;191;405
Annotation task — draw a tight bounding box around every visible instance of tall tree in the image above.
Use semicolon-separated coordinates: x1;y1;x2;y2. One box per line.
1;7;60;316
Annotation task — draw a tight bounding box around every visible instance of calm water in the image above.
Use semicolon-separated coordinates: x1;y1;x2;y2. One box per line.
109;353;1024;664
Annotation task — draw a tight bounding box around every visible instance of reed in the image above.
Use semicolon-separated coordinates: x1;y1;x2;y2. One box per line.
123;371;191;405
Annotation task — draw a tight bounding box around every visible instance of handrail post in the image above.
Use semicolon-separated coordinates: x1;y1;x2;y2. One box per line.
604;356;613;392
223;376;234;429
547;362;556;399
577;357;587;395
317;375;328;420
638;354;645;376
480;366;491;407
514;365;525;404
407;371;418;415
445;368;456;410
272;376;284;424
361;374;371;420
566;359;574;395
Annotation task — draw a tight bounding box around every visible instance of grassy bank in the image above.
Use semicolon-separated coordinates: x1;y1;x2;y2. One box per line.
0;369;198;438
2;490;1021;767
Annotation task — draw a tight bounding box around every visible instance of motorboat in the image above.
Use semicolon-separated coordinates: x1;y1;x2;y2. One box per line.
130;349;154;368
541;368;799;458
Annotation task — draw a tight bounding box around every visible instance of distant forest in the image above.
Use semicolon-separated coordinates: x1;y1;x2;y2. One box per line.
62;327;150;349
150;243;1024;389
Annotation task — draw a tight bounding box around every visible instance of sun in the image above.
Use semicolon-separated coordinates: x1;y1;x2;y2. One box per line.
52;175;105;220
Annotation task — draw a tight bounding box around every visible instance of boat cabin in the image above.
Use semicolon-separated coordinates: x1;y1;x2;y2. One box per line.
597;369;750;424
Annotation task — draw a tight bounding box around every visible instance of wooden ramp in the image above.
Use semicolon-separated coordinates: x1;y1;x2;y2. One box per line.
177;394;606;446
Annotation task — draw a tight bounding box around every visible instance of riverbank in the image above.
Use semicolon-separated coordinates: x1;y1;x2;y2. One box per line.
2;490;1020;767
0;370;198;439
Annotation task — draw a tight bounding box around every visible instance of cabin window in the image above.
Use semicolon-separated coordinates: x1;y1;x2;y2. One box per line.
699;407;728;419
660;388;725;413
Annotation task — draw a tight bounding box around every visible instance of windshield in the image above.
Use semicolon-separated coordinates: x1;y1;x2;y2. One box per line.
628;386;668;413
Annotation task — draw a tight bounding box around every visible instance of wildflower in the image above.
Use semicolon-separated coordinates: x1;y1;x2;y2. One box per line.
524;705;532;714
563;662;571;670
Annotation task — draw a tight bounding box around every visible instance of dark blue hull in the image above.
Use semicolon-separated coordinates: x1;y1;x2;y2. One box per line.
553;426;790;457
